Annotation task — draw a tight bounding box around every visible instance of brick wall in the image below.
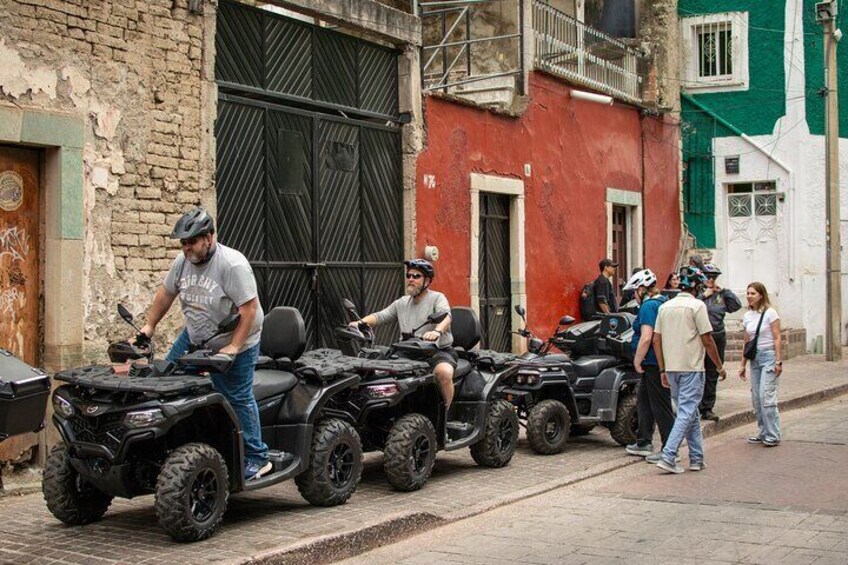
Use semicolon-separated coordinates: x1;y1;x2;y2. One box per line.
0;0;216;360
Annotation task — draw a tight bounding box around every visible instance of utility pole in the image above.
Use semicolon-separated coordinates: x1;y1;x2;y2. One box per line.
815;1;842;361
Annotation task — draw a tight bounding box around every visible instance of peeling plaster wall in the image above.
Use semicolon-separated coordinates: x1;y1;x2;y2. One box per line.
0;0;215;362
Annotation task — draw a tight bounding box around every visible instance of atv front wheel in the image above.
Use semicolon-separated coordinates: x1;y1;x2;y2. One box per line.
470;400;519;467
154;442;229;542
296;418;363;506
384;413;437;492
43;444;113;525
526;399;571;454
609;388;639;446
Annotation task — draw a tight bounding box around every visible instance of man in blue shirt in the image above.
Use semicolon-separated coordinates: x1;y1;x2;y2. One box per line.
623;269;674;462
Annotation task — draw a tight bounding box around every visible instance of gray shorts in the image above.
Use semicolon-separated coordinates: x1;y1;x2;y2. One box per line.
430;348;458;370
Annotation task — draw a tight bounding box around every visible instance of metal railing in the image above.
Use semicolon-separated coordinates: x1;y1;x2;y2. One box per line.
532;0;645;104
419;0;524;95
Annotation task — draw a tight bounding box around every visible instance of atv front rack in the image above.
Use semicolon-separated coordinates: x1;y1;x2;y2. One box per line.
55;365;213;394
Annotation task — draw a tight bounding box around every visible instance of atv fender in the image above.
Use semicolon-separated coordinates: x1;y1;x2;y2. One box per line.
591;366;640;422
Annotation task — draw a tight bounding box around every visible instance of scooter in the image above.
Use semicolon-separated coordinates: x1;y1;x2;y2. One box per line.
317;300;520;492
499;305;639;454
44;305;363;542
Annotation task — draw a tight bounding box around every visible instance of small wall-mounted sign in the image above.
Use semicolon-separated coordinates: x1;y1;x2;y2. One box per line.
725;156;740;174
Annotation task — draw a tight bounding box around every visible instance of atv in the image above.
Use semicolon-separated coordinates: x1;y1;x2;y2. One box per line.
499;305;639;454
313;301;520;492
43;305;364;542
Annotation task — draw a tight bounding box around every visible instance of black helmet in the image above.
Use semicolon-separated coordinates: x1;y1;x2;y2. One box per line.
404;258;435;279
702;263;722;277
170;207;215;239
678;266;708;290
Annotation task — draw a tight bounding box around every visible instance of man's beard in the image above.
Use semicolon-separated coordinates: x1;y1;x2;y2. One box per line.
186;242;210;264
405;283;423;297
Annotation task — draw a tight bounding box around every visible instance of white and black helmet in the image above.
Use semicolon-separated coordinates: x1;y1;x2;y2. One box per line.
623;268;658;291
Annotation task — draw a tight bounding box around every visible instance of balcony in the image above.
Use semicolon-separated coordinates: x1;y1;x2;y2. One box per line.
531;0;647;105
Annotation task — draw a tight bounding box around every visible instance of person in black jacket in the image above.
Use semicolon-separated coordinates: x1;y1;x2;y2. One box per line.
697;263;742;421
591;258;619;316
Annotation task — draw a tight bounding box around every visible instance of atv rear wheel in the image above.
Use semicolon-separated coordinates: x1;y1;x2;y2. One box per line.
154;442;229;542
526;399;571;454
296;418;363;506
43;444;113;525
609;388;639;446
569;423;596;437
470;400;519;467
384;413;437;492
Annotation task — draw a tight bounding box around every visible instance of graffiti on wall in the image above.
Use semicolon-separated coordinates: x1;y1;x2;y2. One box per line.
0;225;30;321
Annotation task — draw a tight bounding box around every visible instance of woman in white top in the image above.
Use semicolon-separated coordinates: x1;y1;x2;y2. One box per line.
738;282;782;446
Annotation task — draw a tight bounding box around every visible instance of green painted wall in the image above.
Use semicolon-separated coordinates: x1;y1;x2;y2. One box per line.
679;1;788;247
803;0;848;136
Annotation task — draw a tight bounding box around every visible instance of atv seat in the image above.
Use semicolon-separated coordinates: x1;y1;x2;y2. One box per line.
253;370;298;401
260;307;307;361
454;358;472;379
570;355;620;378
450;307;482;351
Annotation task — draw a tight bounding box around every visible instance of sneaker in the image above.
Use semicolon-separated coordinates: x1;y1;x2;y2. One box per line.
747;436;764;444
763;439;781;447
625;443;654;457
690;461;707;471
701;410;719;422
245;460;273;481
657;458;684;474
645;453;681;464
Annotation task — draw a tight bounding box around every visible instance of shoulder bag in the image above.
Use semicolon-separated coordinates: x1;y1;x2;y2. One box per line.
743;310;766;361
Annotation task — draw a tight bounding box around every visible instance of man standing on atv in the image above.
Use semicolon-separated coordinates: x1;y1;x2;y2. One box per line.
351;259;456;408
623;269;674;463
138;207;271;481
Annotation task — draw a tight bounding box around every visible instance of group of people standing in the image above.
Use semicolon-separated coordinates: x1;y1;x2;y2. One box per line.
590;255;784;474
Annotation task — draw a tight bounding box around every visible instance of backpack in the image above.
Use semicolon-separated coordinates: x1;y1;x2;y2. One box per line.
579;282;596;320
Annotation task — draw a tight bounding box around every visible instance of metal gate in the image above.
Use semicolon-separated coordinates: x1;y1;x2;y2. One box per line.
479;193;511;351
215;0;403;348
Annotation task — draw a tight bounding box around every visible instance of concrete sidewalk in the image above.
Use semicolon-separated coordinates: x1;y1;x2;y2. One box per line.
0;350;846;565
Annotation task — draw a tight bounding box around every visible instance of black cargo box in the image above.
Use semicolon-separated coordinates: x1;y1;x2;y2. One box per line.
0;349;51;440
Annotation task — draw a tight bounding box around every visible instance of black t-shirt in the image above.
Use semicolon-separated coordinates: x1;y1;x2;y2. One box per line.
592;273;618;314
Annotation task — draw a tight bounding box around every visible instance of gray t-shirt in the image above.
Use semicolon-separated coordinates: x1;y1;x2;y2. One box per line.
374;290;453;348
163;243;264;353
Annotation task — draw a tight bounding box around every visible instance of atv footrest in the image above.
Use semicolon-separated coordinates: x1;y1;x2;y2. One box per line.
446;420;474;441
268;449;295;471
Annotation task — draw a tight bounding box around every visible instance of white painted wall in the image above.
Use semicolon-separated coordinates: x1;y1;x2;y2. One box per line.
705;0;848;351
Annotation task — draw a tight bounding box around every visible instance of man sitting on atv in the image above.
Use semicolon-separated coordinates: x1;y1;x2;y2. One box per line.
350;259;456;408
138;207;271;481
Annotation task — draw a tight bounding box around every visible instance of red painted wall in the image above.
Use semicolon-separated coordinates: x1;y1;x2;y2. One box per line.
416;72;681;339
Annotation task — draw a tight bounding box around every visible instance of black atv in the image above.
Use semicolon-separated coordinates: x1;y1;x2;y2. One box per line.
0;348;51;443
315;301;520;492
499;305;639;454
43;305;364;542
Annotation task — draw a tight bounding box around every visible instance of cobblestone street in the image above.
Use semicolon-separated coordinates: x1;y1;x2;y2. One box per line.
0;353;846;565
342;395;848;565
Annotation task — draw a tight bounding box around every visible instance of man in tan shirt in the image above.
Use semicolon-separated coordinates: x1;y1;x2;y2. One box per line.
652;267;727;474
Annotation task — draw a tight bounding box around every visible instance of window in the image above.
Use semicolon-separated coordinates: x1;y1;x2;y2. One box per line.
681;12;748;92
727;181;777;218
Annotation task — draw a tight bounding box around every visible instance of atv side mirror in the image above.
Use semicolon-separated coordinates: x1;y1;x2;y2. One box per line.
428;311;449;324
118;304;134;324
559;315;575;326
515;305;526;318
343;298;357;313
217;313;241;333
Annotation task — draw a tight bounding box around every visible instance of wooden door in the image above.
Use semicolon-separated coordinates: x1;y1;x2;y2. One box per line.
611;205;628;300
0;145;41;462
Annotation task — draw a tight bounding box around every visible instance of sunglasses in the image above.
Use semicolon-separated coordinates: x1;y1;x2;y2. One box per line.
180;236;201;246
406;272;423;280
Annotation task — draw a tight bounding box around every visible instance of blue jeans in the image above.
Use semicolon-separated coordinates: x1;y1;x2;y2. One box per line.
662;371;705;465
167;329;269;466
749;348;781;443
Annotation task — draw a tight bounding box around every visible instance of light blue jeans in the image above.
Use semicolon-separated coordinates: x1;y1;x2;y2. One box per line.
168;329;269;466
662;371;705;465
749;348;781;443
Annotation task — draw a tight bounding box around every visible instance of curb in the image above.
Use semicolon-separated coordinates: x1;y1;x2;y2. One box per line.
233;381;848;565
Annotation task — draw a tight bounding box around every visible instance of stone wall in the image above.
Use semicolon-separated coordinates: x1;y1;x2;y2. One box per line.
0;0;216;362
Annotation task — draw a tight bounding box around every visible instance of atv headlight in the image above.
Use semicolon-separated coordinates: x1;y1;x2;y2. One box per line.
52;395;74;419
515;374;526;385
123;408;165;429
365;383;399;399
526;374;539;385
